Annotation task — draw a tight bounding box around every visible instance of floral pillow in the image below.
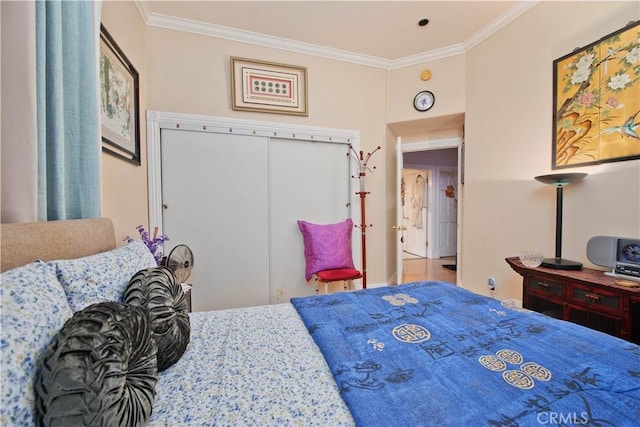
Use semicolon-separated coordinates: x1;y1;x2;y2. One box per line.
0;261;74;426
49;240;157;312
297;218;356;281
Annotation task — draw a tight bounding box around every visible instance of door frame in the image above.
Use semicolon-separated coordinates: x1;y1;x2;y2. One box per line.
397;137;462;285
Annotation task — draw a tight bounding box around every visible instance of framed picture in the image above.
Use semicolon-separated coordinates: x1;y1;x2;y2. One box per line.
231;57;308;116
552;20;639;169
99;24;140;165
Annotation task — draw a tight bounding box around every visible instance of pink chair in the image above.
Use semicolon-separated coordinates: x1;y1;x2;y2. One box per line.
298;218;362;294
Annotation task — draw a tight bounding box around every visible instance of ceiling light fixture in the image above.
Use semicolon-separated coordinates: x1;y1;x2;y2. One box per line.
418;18;429;27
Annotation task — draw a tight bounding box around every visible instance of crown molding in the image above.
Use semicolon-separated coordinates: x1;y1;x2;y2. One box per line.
464;0;539;51
387;44;466;70
146;13;391;69
133;0;151;23
138;0;536;70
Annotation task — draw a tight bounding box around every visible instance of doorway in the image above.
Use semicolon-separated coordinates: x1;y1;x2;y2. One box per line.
399;143;460;284
401;168;428;259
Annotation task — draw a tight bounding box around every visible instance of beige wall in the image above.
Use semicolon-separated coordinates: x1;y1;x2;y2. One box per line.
1;1;37;223
101;2;149;244
385;54;466;284
385;1;639;299
99;1;639;295
387;54;466;124
144;26;389;284
462;1;640;299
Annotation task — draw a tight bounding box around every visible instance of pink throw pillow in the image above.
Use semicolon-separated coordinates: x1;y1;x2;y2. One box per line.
297;218;356;281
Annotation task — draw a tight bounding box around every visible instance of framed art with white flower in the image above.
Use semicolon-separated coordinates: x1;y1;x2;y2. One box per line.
552;20;639;169
99;25;141;165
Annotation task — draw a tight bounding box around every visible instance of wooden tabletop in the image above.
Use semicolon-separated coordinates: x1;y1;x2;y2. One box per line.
505;257;640;294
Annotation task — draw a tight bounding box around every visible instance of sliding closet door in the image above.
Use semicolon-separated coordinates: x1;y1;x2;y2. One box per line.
161;129;270;311
269;138;351;302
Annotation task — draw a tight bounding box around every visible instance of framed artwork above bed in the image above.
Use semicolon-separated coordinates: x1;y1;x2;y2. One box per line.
552;20;639;169
99;24;141;165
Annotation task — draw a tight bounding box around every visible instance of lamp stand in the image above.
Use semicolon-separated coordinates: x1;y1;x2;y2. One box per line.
534;173;587;271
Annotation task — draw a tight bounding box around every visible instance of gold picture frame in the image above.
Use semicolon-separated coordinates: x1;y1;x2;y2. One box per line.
552;20;639;169
231;57;308;116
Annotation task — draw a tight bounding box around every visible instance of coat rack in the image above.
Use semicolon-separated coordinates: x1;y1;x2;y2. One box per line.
348;144;381;288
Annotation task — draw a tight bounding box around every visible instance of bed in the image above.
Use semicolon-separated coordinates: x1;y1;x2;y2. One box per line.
1;218;639;426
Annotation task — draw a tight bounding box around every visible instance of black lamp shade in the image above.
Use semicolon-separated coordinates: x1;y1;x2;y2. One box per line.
535;173;588;186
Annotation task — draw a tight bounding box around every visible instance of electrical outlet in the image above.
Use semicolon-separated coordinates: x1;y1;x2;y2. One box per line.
488;277;496;291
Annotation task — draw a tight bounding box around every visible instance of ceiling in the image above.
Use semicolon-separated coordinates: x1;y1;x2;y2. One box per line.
141;1;529;66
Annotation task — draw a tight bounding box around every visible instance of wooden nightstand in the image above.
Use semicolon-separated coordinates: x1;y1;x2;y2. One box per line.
506;257;640;344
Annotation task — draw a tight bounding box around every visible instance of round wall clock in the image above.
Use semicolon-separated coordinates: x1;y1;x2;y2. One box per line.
413;90;435;112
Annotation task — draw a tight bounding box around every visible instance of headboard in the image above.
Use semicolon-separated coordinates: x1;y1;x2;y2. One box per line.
1;218;116;272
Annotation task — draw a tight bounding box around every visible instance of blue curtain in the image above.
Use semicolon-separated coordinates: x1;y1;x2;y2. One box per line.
36;0;100;220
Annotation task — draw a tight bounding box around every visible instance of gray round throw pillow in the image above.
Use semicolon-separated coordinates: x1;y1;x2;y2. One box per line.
125;267;190;371
35;302;158;427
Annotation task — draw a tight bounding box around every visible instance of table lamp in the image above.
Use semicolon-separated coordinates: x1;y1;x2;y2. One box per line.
534;172;588;270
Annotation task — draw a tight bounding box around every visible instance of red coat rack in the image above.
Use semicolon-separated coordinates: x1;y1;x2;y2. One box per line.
348;144;381;289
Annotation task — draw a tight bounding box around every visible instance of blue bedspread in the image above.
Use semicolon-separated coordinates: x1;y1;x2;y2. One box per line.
291;282;640;426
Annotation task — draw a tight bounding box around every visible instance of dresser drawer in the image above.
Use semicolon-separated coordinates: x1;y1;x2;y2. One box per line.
567;305;622;337
570;284;621;314
525;276;565;297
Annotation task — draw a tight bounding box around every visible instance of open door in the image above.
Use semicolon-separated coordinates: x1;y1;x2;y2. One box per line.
395;137;463;286
394;137;406;284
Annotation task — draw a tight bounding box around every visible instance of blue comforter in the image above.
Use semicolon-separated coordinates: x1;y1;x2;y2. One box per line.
291;281;640;426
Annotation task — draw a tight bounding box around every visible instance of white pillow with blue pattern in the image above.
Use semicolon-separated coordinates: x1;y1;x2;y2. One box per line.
49;240;157;312
0;261;74;426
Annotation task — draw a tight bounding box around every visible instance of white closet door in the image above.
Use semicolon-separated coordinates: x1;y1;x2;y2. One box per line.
161;129;270;311
268;138;351;302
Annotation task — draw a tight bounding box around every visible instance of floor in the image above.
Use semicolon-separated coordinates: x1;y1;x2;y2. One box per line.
402;255;457;283
324;255;457;293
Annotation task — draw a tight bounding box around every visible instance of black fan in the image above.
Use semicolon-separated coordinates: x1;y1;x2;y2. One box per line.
163;244;194;283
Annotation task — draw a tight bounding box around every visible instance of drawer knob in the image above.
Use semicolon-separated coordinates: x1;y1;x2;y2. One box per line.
537;282;550;288
585;293;601;301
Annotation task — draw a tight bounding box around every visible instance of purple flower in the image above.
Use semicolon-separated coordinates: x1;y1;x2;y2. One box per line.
124;225;169;266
